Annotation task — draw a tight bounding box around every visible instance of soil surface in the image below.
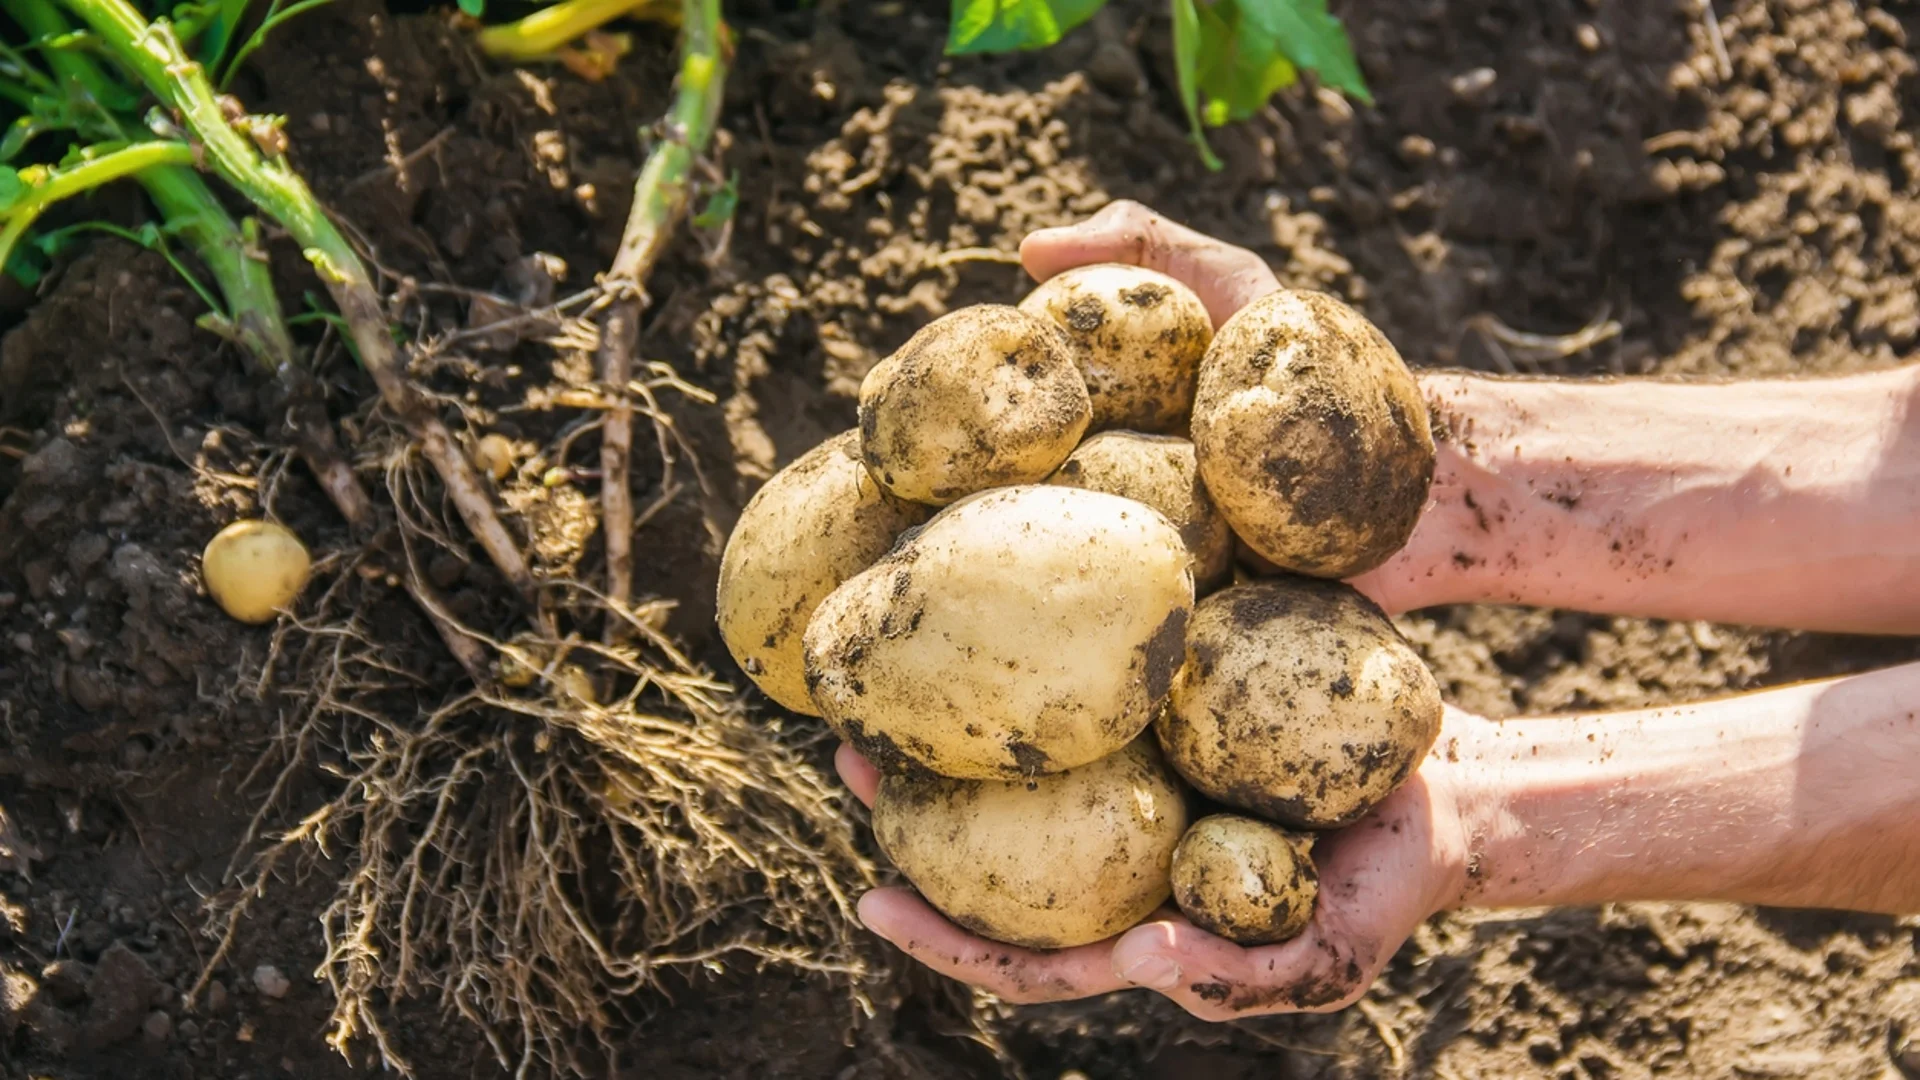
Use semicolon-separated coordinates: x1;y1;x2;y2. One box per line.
3;0;1920;1077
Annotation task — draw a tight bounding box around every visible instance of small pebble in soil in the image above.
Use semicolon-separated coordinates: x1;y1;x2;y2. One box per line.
1450;67;1498;105
252;964;290;999
1577;23;1602;51
39;959;89;1006
142;1009;172;1040
205;978;229;1013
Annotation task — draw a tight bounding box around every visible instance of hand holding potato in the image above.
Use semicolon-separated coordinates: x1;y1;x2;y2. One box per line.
835;734;1475;1018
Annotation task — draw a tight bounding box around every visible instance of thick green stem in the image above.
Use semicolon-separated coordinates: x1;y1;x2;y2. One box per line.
58;0;539;614
5;0;300;378
594;0;726;625
0;140;194;267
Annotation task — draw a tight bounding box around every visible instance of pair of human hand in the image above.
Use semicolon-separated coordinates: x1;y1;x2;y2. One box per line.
833;201;1486;1020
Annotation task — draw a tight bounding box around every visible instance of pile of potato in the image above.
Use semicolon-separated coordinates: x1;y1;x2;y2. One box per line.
717;265;1443;949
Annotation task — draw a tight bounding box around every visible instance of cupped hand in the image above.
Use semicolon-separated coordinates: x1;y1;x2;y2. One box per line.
834;715;1480;1019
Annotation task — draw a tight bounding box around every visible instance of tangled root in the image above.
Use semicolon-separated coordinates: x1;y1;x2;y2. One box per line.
204;436;875;1078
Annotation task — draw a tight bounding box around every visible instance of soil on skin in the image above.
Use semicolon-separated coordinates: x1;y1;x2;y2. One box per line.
2;0;1919;1077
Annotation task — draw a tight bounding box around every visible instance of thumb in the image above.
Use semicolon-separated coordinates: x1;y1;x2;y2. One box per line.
1020;200;1280;327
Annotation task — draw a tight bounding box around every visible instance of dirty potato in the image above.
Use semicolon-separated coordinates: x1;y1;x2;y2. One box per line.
716;430;932;714
1191;288;1434;579
858;305;1091;505
873;739;1190;949
1157;578;1442;829
1170;814;1318;946
1046;431;1232;589
1019;263;1212;433
804;485;1193;780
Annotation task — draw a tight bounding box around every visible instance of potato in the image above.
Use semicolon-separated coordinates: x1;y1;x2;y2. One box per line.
201;520;311;624
1019;263;1212;433
858;305;1090;505
1171;814;1318;946
1046;431;1232;589
1191;288;1434;579
716;430;932;714
804;485;1193;780
873;739;1190;949
1157;578;1442;829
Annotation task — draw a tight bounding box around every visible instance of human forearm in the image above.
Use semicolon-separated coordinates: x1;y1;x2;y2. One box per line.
1355;365;1920;632
1449;661;1920;913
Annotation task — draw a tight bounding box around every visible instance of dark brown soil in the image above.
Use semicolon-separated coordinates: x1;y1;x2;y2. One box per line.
3;0;1919;1077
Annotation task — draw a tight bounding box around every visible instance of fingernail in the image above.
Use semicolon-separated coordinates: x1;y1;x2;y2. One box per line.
1121;954;1182;990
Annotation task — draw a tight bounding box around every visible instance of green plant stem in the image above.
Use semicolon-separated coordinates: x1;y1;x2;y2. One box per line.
5;0;301;376
58;0;539;619
476;0;672;60
594;0;725;626
0;139;193;266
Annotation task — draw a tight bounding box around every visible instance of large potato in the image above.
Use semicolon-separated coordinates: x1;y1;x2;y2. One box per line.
858;305;1091;505
716;430;931;714
1191;288;1434;579
873;739;1190;949
1157;578;1442;829
804;485;1193;780
1170;814;1318;946
1046;431;1232;589
1019;263;1212;433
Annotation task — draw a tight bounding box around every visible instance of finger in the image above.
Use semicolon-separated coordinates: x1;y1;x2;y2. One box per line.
857;888;1128;1004
1020;200;1279;327
833;743;881;808
1110;917;1373;1019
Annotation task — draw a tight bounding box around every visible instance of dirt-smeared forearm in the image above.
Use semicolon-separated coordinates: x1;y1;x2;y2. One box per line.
1446;661;1920;914
1353;364;1920;633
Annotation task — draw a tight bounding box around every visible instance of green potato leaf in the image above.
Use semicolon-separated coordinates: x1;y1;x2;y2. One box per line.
0;166;26;212
947;0;1108;55
1238;0;1371;104
1169;0;1221;170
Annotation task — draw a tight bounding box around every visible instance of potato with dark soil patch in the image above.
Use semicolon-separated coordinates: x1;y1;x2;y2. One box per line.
1191;288;1434;579
1020;263;1213;433
873;739;1190;949
1171;814;1318;945
1157;578;1442;829
716;431;932;714
804;485;1193;780
1046;431;1232;589
858;304;1091;505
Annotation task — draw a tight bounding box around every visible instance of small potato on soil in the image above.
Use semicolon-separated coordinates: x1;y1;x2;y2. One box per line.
201;520;311;624
1171;814;1318;946
716;430;932;714
1158;578;1442;829
1191;287;1434;579
1046;431;1232;589
1019;263;1213;433
873;739;1190;950
858;304;1091;505
804;485;1193;780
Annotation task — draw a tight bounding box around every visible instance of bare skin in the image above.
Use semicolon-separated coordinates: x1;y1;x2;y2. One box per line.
836;200;1920;1019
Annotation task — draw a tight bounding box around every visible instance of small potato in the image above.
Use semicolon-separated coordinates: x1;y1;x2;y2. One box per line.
1157;578;1442;829
201;520;311;624
804;485;1193;780
716;430;932;714
858;305;1090;505
1046;431;1232;589
1171;814;1318;946
873;739;1190;949
1191;288;1434;579
1020;263;1213;433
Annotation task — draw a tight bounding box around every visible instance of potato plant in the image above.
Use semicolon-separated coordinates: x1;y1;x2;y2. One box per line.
720;264;1443;948
946;0;1371;168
